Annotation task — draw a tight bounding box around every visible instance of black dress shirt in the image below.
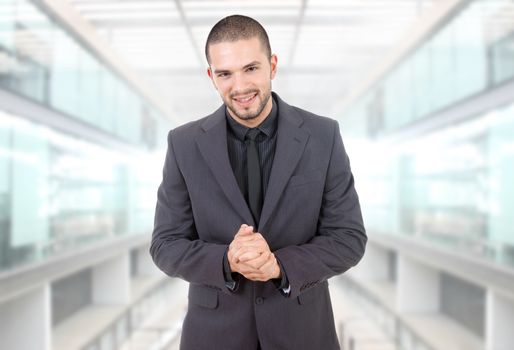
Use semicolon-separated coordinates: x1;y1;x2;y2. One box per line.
226;98;278;202
222;96;289;294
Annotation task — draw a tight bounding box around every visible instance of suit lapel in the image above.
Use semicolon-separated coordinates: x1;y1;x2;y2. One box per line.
259;94;310;231
195;106;255;226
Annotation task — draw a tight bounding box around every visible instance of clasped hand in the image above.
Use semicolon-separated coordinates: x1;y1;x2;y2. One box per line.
227;224;281;282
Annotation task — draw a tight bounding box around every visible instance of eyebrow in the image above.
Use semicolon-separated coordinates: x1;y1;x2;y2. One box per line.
214;61;261;75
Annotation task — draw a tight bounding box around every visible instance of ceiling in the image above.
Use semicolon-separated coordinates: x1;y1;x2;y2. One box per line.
66;0;438;124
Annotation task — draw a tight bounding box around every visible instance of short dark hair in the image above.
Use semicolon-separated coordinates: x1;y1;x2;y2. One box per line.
205;15;272;64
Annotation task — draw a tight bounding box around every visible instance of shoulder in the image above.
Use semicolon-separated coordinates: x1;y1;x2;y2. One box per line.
275;93;338;134
166;113;214;146
294;105;336;126
290;105;339;137
170;114;209;136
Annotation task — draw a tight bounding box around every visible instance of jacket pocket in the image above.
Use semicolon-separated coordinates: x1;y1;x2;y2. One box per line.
297;280;328;305
188;284;219;309
288;170;324;188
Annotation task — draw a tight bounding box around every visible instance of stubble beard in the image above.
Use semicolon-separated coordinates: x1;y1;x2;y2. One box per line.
226;87;272;122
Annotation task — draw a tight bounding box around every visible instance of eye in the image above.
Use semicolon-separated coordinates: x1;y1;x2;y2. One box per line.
247;66;258;72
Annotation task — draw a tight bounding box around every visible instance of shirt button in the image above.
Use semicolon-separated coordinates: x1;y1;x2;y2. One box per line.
255;297;264;305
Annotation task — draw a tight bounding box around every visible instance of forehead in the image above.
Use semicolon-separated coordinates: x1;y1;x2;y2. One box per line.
208;37;268;70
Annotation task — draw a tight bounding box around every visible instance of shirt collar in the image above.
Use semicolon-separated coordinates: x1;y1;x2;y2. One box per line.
226;94;278;141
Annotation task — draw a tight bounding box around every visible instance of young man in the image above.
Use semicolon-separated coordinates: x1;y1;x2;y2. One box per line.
151;15;366;350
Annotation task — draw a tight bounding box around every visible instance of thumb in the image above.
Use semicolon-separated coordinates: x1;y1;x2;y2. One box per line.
236;224;254;236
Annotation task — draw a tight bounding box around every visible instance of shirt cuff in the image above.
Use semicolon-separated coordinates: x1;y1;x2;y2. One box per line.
272;258;290;296
223;249;240;292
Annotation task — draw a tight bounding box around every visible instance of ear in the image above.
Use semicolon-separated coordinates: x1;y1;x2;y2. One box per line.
207;67;218;90
270;54;278;80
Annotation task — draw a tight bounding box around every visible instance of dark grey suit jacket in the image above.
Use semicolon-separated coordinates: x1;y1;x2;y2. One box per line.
151;92;366;350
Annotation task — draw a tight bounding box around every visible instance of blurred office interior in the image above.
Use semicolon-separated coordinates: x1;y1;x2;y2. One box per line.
1;0;514;349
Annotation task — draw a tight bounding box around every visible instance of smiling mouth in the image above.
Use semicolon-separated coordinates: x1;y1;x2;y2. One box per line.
233;92;257;106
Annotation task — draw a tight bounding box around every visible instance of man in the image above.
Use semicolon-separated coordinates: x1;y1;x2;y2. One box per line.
151;15;366;350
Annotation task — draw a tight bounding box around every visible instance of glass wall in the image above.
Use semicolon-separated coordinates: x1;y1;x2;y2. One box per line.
0;0;173;273
340;0;514;270
351;95;514;269
342;0;514;139
0;110;163;272
0;0;168;148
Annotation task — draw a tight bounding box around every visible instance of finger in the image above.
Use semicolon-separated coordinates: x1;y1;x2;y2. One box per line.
244;273;266;281
242;251;270;269
236;232;265;243
241;269;263;279
238;236;269;250
230;234;269;260
233;240;264;252
238;265;260;276
232;232;269;249
238;251;267;265
257;254;276;275
229;235;258;253
233;246;261;262
227;254;239;271
236;225;254;236
244;276;261;282
238;251;261;262
230;241;255;256
241;254;274;278
252;232;265;241
235;241;267;252
232;245;254;261
233;243;270;261
233;234;259;244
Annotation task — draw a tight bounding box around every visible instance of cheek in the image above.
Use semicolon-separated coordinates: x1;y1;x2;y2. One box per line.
216;81;231;95
256;74;271;89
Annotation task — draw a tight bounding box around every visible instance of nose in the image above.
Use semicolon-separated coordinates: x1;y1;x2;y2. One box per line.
232;72;249;94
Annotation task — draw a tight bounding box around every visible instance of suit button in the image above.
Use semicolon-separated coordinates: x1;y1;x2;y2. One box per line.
255;297;264;305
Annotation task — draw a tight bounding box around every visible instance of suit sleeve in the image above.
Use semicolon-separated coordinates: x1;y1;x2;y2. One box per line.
273;120;367;299
150;130;230;293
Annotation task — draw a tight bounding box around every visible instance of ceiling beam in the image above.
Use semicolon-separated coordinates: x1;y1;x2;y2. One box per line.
89;15;371;28
173;0;204;67
287;0;308;67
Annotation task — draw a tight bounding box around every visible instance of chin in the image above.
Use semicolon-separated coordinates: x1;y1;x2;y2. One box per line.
229;105;258;120
238;109;260;120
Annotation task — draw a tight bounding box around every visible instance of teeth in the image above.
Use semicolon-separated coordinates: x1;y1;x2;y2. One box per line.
236;94;255;102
